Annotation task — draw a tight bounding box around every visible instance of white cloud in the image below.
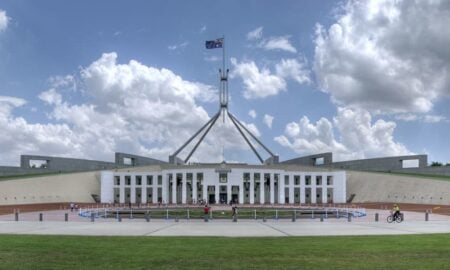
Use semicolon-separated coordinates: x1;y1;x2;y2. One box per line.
168;41;189;50
275;58;310;84
261;36;297;53
204;55;220;62
200;25;206;33
39;89;62;105
314;0;450;114
0;52;266;165
231;58;310;99
275;107;412;161
0;10;8;32
247;27;263;40
395;114;447;123
423;115;447;123
248;110;257;119
230;58;286;99
263;114;274;129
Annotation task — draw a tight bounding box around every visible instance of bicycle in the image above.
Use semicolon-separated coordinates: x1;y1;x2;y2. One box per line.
387;212;403;223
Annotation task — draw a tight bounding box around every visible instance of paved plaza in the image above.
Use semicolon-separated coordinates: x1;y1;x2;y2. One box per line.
1;208;450;237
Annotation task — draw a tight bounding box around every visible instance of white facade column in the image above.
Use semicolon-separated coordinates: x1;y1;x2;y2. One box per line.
152;175;158;204
260;174;265;204
227;184;232;204
162;174;168;204
119;175;125;204
130;175;136;204
270;173;275;204
288;174;294;204
141;175;147;204
239;182;244;205
215;184;219;204
249;173;255;204
300;175;306;204
311;175;317;204
192;173;197;203
322;175;327;204
182;173;187;204
100;171;114;204
171;173;177;204
279;174;285;204
202;183;208;203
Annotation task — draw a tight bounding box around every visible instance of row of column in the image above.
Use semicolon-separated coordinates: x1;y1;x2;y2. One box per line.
116;173;334;205
117;175;161;204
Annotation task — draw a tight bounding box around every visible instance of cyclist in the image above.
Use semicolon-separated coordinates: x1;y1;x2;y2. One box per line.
392;204;400;220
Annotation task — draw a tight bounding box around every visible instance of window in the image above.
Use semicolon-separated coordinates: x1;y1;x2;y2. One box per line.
314;157;325;166
294;176;300;185
219;173;227;183
147;175;153;185
114;176;120;185
284;175;289;185
29;159;48;169
402;159;419;168
158;175;162;185
136;176;142;185
327;176;333;185
316;176;322;186
305;176;311;185
125;176;131;185
123;157;134;166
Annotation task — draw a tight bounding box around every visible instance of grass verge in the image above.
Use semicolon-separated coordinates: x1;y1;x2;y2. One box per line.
0;234;449;269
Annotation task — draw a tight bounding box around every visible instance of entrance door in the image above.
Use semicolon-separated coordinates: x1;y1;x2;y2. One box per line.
231;194;238;204
219;193;227;204
209;194;216;204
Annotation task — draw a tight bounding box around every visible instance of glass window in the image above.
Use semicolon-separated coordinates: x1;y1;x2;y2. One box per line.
316;176;322;185
327;176;333;185
147;175;153;185
158;175;162;185
305;176;311;185
294;176;300;185
284;175;289;185
136;176;142;185
219;173;227;183
114;176;120;185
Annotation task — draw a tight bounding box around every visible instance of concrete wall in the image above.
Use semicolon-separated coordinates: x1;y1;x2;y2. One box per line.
0;153;167;177
392;166;450;176
347;171;450;205
0;171;100;205
281;153;332;166
331;155;428;172
115;152;167;167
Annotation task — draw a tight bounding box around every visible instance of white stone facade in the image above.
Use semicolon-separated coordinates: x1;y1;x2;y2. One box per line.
100;166;346;205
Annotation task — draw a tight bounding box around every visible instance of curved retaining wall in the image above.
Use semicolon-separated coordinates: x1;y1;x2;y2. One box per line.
347;171;450;205
0;172;100;205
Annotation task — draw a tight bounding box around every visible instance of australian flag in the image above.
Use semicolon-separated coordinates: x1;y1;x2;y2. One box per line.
205;38;224;49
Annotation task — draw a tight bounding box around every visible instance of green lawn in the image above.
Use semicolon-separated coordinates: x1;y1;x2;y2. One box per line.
1;234;450;269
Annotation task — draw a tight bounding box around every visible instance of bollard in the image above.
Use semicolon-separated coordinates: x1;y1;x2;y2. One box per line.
145;212;150;222
118;215;122;222
15;212;19;222
175;215;179;222
320;215;324;222
292;211;296;222
375;213;379;222
204;214;209;222
233;215;237;222
91;212;95;222
39;213;43;222
263;216;266;222
65;213;69;222
347;214;352;222
425;212;429;221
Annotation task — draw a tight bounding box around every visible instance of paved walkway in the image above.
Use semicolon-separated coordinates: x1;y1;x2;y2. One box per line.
1;209;450;237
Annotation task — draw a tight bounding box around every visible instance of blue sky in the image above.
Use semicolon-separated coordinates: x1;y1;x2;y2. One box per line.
0;0;449;165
